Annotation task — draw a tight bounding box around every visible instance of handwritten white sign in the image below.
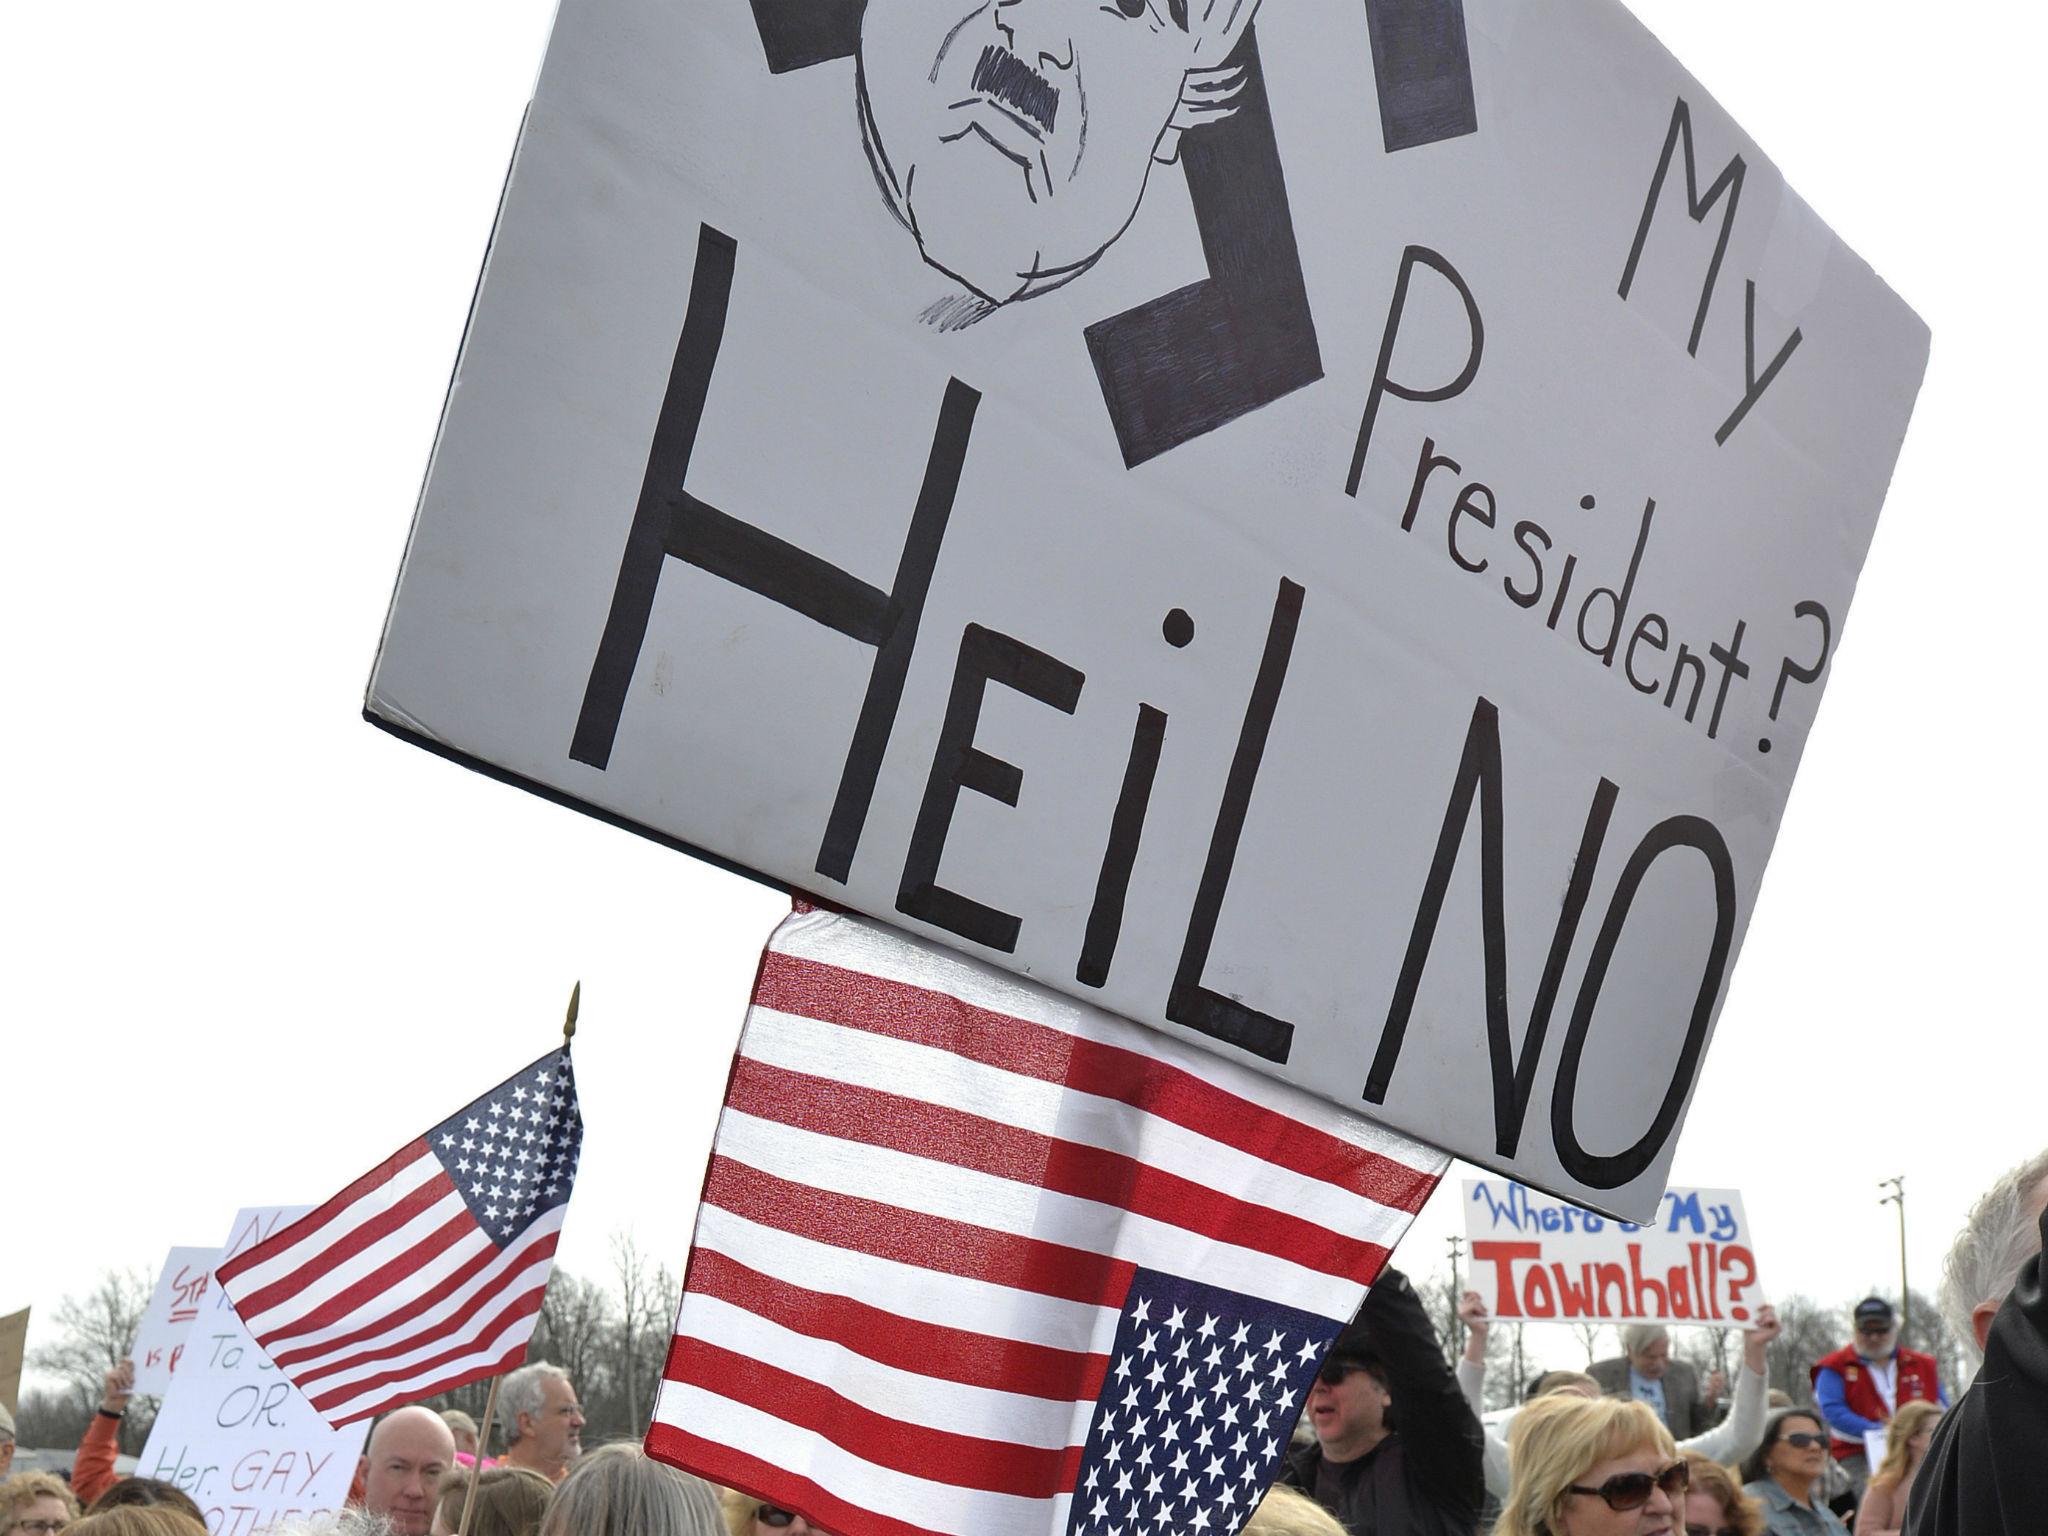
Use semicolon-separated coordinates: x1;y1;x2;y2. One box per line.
1465;1179;1762;1327
134;1247;223;1397
138;1210;366;1536
368;0;1928;1218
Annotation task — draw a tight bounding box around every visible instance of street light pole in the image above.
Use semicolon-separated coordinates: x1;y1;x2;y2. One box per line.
1447;1235;1466;1357
1879;1175;1908;1337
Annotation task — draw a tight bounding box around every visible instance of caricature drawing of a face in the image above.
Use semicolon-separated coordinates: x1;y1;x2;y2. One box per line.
858;0;1257;307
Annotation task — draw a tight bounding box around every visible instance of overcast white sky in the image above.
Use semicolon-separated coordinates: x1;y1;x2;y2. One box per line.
6;0;2043;1399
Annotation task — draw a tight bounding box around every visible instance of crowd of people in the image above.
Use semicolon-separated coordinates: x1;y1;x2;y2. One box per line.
4;1150;2041;1536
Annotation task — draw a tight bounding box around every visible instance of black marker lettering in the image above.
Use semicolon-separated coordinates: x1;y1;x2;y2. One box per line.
1552;815;1736;1188
1366;697;1617;1158
897;624;1085;952
1167;579;1306;1063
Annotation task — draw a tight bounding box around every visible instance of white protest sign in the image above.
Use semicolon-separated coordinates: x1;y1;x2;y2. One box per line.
367;0;1927;1219
134;1247;223;1396
139;1209;366;1536
1465;1179;1762;1328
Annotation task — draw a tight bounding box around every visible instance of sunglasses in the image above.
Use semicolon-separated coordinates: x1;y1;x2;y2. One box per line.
1316;1357;1386;1387
1782;1431;1830;1450
1566;1461;1688;1511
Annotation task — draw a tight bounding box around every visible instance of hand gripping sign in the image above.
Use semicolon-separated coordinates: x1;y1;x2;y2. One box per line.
368;0;1927;1219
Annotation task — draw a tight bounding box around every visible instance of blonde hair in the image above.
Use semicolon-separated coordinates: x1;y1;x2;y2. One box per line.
1868;1400;1943;1491
536;1446;720;1536
1;1474;83;1526
64;1510;207;1536
718;1487;752;1536
1240;1486;1347;1536
1531;1371;1599;1400
434;1466;553;1536
1495;1395;1676;1536
1679;1452;1763;1536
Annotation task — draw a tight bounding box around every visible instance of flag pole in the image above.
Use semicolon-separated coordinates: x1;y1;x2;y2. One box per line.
457;985;578;1536
457;1373;503;1536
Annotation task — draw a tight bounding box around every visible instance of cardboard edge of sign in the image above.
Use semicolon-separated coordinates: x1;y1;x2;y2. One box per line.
363;705;800;903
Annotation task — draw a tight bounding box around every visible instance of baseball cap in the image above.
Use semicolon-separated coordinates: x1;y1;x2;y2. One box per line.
1854;1296;1895;1327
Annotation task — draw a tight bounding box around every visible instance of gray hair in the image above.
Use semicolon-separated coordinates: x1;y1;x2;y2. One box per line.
500;1362;572;1446
1942;1147;2048;1362
536;1444;721;1536
1621;1323;1669;1355
261;1511;395;1536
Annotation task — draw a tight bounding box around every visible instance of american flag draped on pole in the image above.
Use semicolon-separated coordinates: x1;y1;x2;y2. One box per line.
217;1041;583;1427
646;907;1446;1536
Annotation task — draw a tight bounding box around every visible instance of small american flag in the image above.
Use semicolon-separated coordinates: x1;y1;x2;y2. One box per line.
646;907;1445;1536
217;1044;583;1427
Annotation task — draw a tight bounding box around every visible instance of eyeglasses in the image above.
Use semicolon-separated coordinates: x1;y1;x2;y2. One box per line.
756;1509;797;1529
1780;1430;1831;1450
1565;1461;1688;1511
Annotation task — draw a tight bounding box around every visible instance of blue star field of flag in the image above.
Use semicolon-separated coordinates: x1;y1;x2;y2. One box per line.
1065;1271;1342;1536
430;1044;583;1245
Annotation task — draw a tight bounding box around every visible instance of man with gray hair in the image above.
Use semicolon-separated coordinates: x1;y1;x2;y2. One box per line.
500;1362;585;1485
1907;1148;2048;1535
1588;1323;1715;1437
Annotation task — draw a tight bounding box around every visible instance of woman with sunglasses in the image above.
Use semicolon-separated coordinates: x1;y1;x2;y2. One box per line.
1679;1452;1763;1536
1496;1393;1687;1535
1738;1409;1850;1536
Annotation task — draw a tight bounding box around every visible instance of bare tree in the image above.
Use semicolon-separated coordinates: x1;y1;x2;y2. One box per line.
1765;1294;1841;1407
531;1269;613;1409
611;1233;679;1438
1569;1321;1607;1368
26;1268;154;1451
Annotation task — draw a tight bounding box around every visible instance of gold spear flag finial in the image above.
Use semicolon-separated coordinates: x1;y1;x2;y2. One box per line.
564;981;581;1042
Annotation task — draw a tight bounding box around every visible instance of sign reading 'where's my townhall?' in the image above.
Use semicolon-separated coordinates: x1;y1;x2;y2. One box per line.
369;0;1926;1219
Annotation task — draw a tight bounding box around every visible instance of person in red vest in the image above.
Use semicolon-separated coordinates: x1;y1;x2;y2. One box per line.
1809;1296;1945;1490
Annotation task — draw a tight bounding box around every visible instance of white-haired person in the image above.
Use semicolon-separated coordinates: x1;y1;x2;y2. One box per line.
1907;1146;2048;1534
1458;1292;1779;1502
538;1445;720;1536
1589;1325;1714;1437
1495;1394;1688;1536
499;1363;585;1485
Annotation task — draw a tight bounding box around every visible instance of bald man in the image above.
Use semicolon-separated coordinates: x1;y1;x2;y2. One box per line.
357;1405;456;1536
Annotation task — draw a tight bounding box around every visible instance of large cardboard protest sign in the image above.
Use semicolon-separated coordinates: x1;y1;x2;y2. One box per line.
0;1307;25;1415
134;1247;223;1396
1465;1178;1761;1327
368;0;1927;1218
139;1211;366;1536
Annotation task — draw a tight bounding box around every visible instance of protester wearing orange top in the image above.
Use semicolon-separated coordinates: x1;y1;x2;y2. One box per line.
69;1363;137;1510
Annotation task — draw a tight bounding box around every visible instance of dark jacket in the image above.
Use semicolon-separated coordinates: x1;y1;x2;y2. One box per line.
1906;1202;2048;1535
1587;1355;1706;1437
1280;1268;1483;1536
